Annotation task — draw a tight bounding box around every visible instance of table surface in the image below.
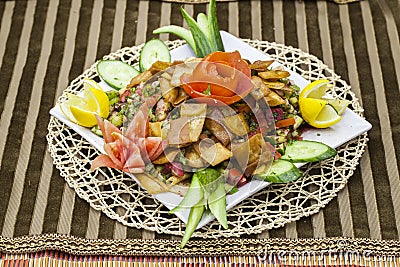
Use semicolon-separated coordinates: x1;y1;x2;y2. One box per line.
0;0;399;255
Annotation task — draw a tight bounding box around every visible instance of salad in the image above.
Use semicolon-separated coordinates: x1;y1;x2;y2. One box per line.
59;0;341;247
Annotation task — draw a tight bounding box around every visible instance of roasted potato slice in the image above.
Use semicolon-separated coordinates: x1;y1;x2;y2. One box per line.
152;147;180;165
232;133;267;169
167;174;191;185
263;81;286;90
204;118;231;146
251;76;271;96
135;173;171;194
185;145;207;168
173;88;190;106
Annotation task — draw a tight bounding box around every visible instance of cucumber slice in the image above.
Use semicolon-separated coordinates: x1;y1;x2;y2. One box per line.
139;39;171;72
255;159;302;183
96;60;140;90
169;174;204;214
281;140;337;163
208;181;228;229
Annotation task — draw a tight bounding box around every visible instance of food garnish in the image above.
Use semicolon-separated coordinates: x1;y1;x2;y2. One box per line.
299;79;349;128
153;0;223;57
60;78;109;127
175;168;227;248
280;140;337;163
180;51;252;105
97;60;140;90
139;39;171;72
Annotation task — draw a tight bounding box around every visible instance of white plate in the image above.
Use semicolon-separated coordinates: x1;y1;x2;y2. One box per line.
50;31;372;229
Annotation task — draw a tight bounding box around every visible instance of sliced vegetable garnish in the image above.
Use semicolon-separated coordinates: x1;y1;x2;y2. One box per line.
97;60;140;90
180;7;212;58
169;174;204;214
153;25;196;54
152;0;224;57
180;51;252;105
280;140;337;163
180;203;205;248
207;0;224;52
255;159;302;183
174;168;227;248
139;39;171;72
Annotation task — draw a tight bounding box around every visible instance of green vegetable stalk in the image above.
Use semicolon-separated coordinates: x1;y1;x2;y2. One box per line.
153;0;224;57
171;168;228;248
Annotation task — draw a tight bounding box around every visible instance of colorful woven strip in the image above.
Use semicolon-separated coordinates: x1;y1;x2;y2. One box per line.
2;250;400;267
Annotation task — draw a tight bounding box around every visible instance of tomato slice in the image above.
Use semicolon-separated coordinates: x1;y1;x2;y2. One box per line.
180;51;252;105
181;74;250;105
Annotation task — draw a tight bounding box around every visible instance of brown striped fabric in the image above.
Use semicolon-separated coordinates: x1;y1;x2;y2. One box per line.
0;0;399;245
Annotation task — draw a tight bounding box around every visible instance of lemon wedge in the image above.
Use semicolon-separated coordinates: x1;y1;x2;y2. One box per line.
299;80;347;128
299;98;328;123
326;99;349;115
60;78;110;127
69;105;98;127
300;79;331;99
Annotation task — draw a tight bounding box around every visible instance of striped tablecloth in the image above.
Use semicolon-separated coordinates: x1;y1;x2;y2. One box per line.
0;0;399;264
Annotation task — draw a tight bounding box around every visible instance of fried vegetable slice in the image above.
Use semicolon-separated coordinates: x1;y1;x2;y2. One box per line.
149;61;173;74
258;70;290;80
126;70;152;89
265;90;286;106
249;60;274;71
263;81;286;90
159;77;178;104
198;141;232;166
223;113;250;136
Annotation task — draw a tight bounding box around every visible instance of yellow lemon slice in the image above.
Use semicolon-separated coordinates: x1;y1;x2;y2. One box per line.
299;79;347;128
69;105;98;127
60;101;78;124
326;99;350;115
60;79;110;127
312;104;342;128
299;98;328;123
299;79;331;99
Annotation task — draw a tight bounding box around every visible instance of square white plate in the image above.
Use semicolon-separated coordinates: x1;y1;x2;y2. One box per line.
50;31;372;229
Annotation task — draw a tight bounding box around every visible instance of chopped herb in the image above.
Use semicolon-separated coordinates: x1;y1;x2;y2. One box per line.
203;84;211;95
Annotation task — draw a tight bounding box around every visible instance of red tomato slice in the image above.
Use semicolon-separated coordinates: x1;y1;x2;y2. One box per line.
180;51;252;105
181;74;248;105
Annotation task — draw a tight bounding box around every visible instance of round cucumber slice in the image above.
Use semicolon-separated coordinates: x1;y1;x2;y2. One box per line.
280;140;337;163
96;60;140;90
139;39;171;72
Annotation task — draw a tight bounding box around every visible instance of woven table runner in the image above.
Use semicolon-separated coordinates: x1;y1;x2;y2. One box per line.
1;235;400;266
0;0;399;261
161;0;360;4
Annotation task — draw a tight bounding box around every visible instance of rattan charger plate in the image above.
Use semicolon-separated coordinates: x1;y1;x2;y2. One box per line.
47;39;368;238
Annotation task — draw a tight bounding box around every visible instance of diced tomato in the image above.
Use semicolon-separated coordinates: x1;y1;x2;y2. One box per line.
275;117;296;128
